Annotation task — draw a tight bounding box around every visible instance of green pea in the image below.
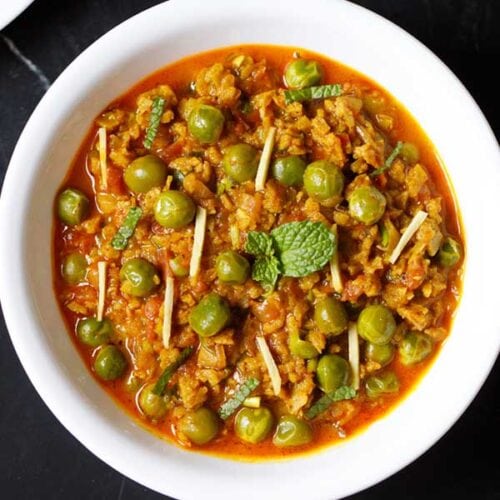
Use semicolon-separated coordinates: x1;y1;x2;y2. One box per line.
169;257;189;277
316;354;350;393
154;190;196;229
289;329;319;359
119;258;160;297
284;59;323;89
138;383;168;419
189;293;231;337
399;331;433;365
216;250;250;284
61;252;87;285
57;188;90;226
365;342;394;367
363;93;386;115
273;415;313;447
438;237;462;267
357;304;396;345
348;186;386;225
179;407;220;445
235;407;274;444
124;155;167;193
271;156;306;187
400;142;420;164
314;297;348;336
76;317;112;347
365;371;400;398
304;160;344;207
94;345;127;381
188;104;225;144
222;143;259;183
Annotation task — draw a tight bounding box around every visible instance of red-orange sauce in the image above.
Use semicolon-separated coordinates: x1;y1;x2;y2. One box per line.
53;45;463;459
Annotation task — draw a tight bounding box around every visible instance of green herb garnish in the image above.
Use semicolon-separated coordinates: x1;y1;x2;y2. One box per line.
245;221;335;289
246;231;274;256
370;141;403;177
252;255;281;290
284;84;343;105
306;385;357;420
379;222;389;248
152;347;193;396
143;96;165;149
272;221;335;277
246;231;280;290
218;377;260;420
111;207;142;250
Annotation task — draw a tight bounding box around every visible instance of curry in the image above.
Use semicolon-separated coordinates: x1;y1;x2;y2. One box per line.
53;45;463;458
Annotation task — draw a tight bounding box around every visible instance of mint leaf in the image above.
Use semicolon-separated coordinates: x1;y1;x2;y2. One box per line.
246;231;281;290
271;221;335;277
284;84;343;105
246;231;274;257
306;385;357;420
252;255;280;290
218;377;260;420
143;96;165;149
152;347;193;396
370;141;403;177
111;207;142;250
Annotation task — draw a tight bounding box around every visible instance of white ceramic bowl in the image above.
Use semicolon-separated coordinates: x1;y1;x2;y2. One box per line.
1;1;499;498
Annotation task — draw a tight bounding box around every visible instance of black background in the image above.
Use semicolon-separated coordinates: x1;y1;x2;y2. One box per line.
0;1;499;499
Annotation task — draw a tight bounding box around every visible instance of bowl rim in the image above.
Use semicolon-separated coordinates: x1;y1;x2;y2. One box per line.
1;0;499;498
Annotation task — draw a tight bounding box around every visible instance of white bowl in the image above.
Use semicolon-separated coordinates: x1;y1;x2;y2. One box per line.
1;0;499;498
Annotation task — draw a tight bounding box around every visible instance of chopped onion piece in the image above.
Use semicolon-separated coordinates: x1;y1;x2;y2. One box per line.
389;210;428;264
162;276;175;348
255;126;276;191
97;261;107;321
189;206;207;277
330;224;343;292
256;336;281;396
98;127;108;190
348;322;360;390
243;396;261;408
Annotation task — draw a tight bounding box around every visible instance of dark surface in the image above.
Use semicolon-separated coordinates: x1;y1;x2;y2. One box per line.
0;0;498;498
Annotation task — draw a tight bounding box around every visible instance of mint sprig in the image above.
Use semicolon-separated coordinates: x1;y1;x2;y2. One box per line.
245;221;336;289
